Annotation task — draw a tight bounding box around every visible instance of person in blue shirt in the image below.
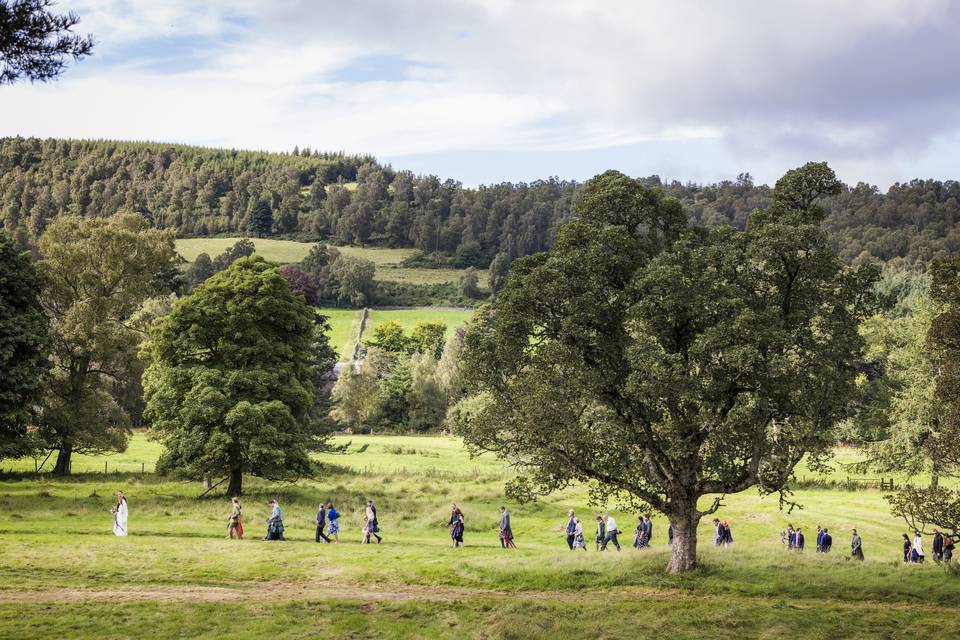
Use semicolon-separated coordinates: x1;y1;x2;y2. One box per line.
326;502;340;543
816;525;824;553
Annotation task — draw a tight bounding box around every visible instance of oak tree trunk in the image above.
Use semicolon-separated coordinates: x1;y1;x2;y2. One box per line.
52;444;72;476
667;507;701;573
227;466;243;497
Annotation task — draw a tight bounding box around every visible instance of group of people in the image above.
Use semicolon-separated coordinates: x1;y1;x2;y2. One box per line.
563;510;629;551
713;518;734;546
226;497;380;543
106;490;954;569
782;524;833;553
901;529;955;563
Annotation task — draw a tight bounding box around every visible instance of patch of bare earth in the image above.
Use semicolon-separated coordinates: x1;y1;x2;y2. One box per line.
0;583;954;615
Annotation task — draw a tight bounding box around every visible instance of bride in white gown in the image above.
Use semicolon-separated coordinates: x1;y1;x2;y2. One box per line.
112;491;128;536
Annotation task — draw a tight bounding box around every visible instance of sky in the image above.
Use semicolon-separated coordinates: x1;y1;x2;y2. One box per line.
3;0;960;188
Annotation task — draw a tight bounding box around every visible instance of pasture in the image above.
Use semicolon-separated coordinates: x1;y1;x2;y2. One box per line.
318;308;363;360
0;434;958;639
174;237;489;286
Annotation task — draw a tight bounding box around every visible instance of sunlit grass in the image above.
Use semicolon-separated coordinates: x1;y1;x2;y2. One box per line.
2;434;958;638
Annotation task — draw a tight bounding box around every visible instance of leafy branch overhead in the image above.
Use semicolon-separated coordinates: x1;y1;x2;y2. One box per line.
0;0;93;84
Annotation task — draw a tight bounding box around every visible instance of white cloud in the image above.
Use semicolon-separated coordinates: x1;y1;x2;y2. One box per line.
2;0;959;185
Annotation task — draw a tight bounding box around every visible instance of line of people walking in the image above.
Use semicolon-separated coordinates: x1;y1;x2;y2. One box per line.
107;489;956;568
902;529;955;563
782;523;864;559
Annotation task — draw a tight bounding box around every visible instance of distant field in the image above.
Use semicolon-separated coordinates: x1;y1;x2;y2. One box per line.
175;238;487;286
365;308;475;340
318;308;362;360
176;237;315;263
376;265;491;287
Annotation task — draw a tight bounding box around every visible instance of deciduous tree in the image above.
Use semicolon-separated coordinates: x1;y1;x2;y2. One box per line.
144;256;330;496
457;164;875;572
37;213;176;474
0;231;48;458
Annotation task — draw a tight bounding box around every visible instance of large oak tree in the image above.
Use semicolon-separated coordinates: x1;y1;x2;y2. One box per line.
144;256;333;496
457;163;875;572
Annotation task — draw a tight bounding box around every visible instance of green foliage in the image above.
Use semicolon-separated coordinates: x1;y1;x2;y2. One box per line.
37;213;176;474
406;352;446;432
862;298;940;473
458;267;482;299
184;252;214;290
0;231;49;458
211;238;255;272
249;200;273;237
5;137;960;275
143;256;331;495
377;354;412;427
409;321;446;358
365;319;447;358
0;0;94;84
884;254;960;534
329;255;376;306
367;320;409;353
458;164;876;572
330;351;385;431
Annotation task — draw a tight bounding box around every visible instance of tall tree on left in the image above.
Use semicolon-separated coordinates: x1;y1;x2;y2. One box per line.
37;213;176;475
0;232;49;459
0;0;93;84
143;256;332;496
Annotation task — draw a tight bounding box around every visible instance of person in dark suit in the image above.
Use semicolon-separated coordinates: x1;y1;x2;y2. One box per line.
315;502;331;543
565;510;576;550
821;528;832;553
795;528;805;551
932;529;944;563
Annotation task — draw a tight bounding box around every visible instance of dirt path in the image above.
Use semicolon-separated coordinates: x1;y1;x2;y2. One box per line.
1;582;956;615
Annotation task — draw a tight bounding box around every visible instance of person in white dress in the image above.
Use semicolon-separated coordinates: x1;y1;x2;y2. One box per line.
112;491;128;536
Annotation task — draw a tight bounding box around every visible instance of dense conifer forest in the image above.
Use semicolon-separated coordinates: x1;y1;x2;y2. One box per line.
2;137;958;275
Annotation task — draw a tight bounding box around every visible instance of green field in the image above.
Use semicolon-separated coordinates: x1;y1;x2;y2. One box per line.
1;434;958;638
365;308;475;341
318;308;362;360
175;238;488;286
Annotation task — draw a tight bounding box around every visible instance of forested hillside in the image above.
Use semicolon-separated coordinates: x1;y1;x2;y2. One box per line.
2;137;959;275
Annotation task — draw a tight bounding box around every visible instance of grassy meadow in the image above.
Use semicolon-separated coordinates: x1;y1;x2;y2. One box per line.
1;434;958;639
175;237;489;287
317;308;363;360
